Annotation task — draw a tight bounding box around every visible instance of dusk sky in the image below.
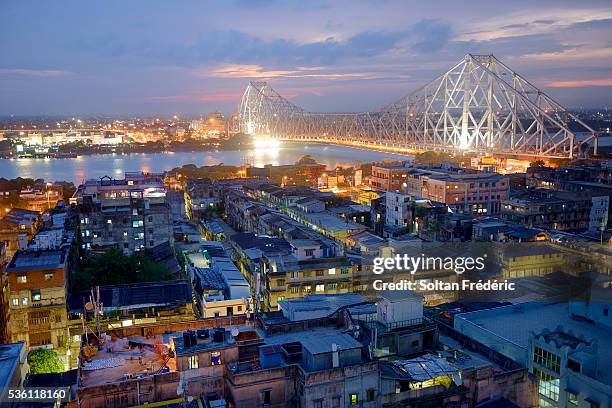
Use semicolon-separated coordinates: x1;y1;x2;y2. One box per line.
1;0;612;116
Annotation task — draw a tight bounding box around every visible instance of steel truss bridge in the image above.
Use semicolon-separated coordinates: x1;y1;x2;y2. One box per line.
238;54;598;159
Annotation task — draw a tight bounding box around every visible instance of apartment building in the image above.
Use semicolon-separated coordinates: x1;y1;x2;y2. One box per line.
0;208;41;260
501;189;609;232
75;172;173;254
184;178;218;221
5;248;70;365
369;163;414;191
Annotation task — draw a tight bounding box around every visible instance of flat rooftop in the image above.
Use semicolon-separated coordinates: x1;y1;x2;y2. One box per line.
456;302;612;385
79;334;175;388
7;248;68;272
0;343;25;388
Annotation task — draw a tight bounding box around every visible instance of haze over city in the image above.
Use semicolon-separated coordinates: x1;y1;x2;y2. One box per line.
0;2;611;408
2;0;612;115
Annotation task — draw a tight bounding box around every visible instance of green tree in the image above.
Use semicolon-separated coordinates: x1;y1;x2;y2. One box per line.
72;248;173;291
27;349;64;374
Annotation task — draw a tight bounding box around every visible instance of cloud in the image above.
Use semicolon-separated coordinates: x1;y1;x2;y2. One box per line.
545;78;612;87
144;92;243;103
410;19;452;53
207;64;366;79
0;68;68;77
194;29;406;66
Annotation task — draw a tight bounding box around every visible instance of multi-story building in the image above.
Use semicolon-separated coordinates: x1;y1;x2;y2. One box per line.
75;172;173;254
404;168;509;215
0;208;41;260
5;248;70;365
385;191;411;234
229;232;353;311
0;243;8;343
501;189;609;232
369;163;414;191
455;294;612;408
187;241;250;318
184;178;217;221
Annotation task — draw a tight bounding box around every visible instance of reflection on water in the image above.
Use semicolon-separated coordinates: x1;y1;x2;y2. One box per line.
1;143;412;184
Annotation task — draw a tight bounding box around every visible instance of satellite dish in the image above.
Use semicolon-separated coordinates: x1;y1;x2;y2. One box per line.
84;302;94;311
231;328;239;337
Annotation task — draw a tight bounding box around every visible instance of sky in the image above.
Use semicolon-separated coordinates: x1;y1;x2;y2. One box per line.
1;0;612;116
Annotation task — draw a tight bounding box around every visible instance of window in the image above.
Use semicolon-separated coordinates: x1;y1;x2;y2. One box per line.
17;275;27;283
366;389;375;401
313;400;323;408
188;355;199;369
107;219;112;224
567;359;581;373
604;308;609;317
567;391;578;405
262;389;271;406
534;368;559;402
22;297;28;306
350;393;359;405
31;291;41;301
305;249;315;257
315;284;325;292
328;268;336;275
211;351;222;365
316;270;324;277
12;298;18;306
332;396;341;408
276;297;284;302
533;346;560;374
237;305;243;312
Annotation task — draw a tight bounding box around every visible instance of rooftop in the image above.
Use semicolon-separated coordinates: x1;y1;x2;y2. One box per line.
0;343;25;388
79;334;175;388
68;280;192;313
456;301;612;385
7;247;68;272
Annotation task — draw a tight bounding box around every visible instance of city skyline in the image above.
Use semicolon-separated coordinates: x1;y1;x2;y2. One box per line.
1;0;612;115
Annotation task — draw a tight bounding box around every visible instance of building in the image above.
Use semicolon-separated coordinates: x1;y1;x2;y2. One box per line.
67;280;194;330
5;248;70;366
498;243;567;279
184;178;217;221
501;189;609;232
75;172;173;254
404;168;510;216
384;191;411;235
0;208;41;260
0;342;29;406
187;241;250;318
455;297;612;408
229;232;354;311
370;162;414;191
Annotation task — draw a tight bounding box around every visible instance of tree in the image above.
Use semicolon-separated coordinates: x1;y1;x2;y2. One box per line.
27;349;64;374
72;248;173;291
296;155;317;165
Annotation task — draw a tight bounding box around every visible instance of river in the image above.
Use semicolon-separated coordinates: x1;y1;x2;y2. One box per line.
0;143;413;184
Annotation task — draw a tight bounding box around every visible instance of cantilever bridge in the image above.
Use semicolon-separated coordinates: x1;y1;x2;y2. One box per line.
238;54;598;159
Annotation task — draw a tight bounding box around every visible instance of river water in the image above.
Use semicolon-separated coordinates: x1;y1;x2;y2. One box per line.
0;143;412;184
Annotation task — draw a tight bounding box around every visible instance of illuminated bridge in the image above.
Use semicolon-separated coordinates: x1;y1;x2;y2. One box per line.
238;54;598;159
